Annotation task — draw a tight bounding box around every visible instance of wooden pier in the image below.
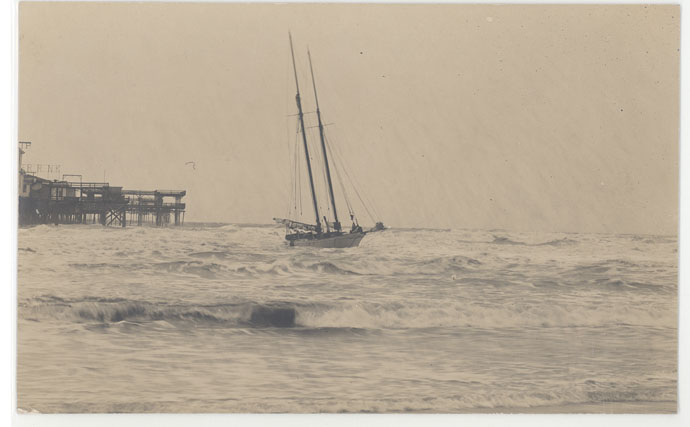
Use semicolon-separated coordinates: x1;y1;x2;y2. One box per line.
122;189;186;226
18;175;186;227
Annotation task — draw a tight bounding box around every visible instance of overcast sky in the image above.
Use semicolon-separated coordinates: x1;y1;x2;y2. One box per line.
18;3;679;234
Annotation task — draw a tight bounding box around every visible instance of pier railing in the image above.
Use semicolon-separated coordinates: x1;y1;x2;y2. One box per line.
19;176;187;227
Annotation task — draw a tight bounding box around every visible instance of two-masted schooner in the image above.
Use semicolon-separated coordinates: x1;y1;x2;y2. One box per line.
274;35;384;248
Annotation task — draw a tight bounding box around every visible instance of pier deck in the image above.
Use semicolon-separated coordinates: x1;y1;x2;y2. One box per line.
18;175;186;227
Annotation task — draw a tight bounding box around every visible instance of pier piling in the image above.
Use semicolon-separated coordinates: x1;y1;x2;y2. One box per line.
18;177;186;227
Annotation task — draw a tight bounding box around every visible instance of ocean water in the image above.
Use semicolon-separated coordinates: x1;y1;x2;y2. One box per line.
16;223;678;413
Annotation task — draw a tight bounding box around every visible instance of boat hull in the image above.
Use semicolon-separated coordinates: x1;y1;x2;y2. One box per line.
289;232;366;248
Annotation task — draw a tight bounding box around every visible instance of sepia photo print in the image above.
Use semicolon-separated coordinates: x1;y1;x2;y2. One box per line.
15;2;679;415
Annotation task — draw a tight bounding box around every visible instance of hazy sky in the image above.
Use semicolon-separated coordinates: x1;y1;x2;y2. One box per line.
18;3;679;234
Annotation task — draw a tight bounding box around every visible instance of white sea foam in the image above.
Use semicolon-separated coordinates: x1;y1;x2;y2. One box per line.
16;224;678;413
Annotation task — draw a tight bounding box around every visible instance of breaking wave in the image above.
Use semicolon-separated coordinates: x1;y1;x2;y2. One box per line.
19;294;675;330
536;237;579;246
305;261;361;275
491;236;526;245
16;224;679;413
491;235;578;247
19;295;305;328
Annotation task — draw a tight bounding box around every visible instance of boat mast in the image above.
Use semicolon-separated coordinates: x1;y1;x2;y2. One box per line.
308;50;341;232
289;33;321;233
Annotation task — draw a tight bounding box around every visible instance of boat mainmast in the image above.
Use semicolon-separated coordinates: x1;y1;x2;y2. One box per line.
289;33;321;233
308;50;341;232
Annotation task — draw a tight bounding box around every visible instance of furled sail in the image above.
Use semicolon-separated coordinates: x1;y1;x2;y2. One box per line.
273;218;319;232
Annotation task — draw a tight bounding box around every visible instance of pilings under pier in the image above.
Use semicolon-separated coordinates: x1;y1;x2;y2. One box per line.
122;189;186;227
18;176;186;228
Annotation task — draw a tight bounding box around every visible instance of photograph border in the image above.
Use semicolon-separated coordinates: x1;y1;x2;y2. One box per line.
3;1;688;426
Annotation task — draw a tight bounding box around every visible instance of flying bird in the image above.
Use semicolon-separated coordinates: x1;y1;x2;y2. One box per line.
185;161;196;170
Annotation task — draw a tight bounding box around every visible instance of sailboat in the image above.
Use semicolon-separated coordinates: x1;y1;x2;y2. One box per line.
274;35;385;248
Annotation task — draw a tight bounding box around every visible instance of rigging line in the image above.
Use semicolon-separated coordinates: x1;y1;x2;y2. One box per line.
313;125;331;217
352;167;380;221
312;113;336;221
287;133;293;219
295;122;303;217
325;133;354;217
285;49;294;220
292;140;296;216
303;122;321;203
287;140;292;218
309;124;331;219
328;129;381;222
291;124;296;212
325;134;354;217
333;158;355;221
292;120;301;214
327;131;376;224
347;168;376;224
287;111;316;117
297;140;304;218
292;122;300;216
301;119;312;219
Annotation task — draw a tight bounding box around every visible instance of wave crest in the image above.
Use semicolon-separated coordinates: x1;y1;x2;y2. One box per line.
19;293;675;331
